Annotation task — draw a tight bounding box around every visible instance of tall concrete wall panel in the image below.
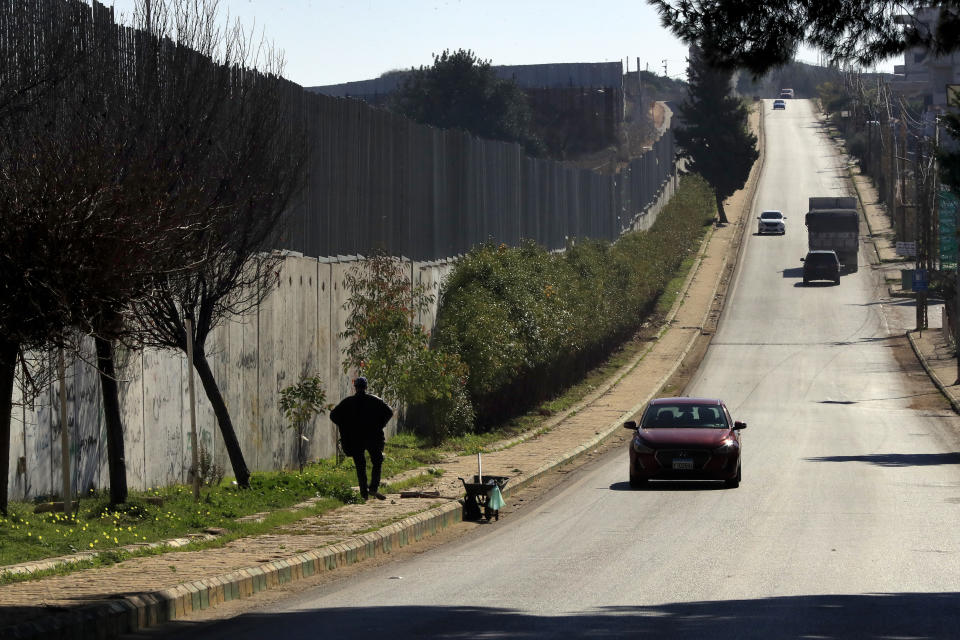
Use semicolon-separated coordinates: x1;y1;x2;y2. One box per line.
283;85;673;261
256;278;282;472
313;258;337;462
31;381;54;499
237;308;260;473
8;150;679;499
74;356;102;498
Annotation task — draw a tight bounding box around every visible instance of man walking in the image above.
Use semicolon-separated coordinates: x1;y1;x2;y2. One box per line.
330;377;393;500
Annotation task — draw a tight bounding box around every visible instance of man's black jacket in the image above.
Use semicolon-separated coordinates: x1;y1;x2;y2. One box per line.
329;391;393;455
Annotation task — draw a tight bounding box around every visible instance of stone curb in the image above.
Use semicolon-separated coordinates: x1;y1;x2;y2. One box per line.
3;108;768;640
906;330;960;416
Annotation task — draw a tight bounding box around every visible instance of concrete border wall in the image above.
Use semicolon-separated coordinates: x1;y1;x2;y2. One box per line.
6;150;681;501
6;256;457;500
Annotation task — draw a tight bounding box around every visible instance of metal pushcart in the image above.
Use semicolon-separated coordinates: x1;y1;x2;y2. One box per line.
459;475;509;521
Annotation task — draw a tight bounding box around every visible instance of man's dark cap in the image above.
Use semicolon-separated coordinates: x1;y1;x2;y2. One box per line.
354;376;368;390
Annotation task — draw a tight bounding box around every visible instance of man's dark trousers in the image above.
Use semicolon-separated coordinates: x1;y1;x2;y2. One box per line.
352;435;384;498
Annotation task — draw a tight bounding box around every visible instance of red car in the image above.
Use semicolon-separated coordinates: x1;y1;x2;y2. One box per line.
624;397;746;488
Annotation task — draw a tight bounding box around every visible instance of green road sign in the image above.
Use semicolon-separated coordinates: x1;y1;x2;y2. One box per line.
939;189;959;270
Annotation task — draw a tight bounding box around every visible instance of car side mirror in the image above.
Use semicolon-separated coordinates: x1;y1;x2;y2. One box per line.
800;257;805;262
783;216;787;220
624;420;637;430
733;421;747;430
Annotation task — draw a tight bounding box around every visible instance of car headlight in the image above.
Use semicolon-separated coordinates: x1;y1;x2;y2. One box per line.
633;436;654;454
714;439;739;454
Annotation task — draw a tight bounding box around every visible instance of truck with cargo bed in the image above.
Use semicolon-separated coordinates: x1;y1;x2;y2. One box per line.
805;196;859;273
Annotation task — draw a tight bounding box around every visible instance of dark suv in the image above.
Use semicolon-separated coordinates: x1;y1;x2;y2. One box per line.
802;250;841;285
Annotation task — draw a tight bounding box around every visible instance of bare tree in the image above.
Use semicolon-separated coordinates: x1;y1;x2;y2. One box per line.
126;1;305;489
0;0;109;514
0;0;283;508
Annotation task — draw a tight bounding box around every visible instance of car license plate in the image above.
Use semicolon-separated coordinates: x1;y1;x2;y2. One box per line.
672;458;694;470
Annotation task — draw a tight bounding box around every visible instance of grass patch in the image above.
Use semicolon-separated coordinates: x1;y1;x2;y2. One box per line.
0;464;358;569
382;471;444;494
655;252;702;317
0;495;343;585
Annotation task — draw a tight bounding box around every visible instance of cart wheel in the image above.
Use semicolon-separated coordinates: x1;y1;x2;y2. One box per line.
462;499;482;521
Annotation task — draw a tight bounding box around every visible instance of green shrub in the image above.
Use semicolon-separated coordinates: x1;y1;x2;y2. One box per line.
340;252;473;440
433;174;716;427
279;374;331;472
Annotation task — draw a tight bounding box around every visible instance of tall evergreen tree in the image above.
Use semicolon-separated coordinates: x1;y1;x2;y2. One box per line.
674;45;758;224
649;1;960;76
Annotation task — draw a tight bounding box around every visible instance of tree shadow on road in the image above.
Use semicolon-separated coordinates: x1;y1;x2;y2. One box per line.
805;452;960;467
147;592;960;640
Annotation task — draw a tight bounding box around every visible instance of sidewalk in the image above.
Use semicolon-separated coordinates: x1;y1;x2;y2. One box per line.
848;160;960;415
0;109;766;640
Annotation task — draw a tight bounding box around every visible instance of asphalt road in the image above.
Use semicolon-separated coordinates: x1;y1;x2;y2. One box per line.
154;101;960;639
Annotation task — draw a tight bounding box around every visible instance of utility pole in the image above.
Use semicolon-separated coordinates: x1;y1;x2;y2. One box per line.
662;59;668;77
916;135;928;331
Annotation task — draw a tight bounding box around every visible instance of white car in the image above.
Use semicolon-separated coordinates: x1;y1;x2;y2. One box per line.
757;210;786;235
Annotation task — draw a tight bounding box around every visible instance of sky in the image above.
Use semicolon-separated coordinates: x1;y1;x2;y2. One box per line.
105;1;896;88
103;0;708;87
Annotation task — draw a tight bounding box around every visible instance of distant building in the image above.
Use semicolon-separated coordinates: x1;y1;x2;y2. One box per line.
890;7;960;113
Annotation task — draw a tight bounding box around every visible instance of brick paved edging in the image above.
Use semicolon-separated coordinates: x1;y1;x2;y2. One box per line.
4;503;466;639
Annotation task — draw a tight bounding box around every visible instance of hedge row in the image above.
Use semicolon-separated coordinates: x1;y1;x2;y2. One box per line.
431;174;717;428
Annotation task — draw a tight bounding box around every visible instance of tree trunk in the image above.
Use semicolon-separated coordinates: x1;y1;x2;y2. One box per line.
0;339;19;516
192;349;251;488
94;336;128;505
715;192;729;225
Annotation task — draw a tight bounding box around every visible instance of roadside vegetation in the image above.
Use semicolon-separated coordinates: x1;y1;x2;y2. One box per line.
432;174;717;429
1;173;717;576
673;45;757;224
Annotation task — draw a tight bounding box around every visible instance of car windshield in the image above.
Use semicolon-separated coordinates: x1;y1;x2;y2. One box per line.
641;404;728;429
760;211;782;219
806;253;836;265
